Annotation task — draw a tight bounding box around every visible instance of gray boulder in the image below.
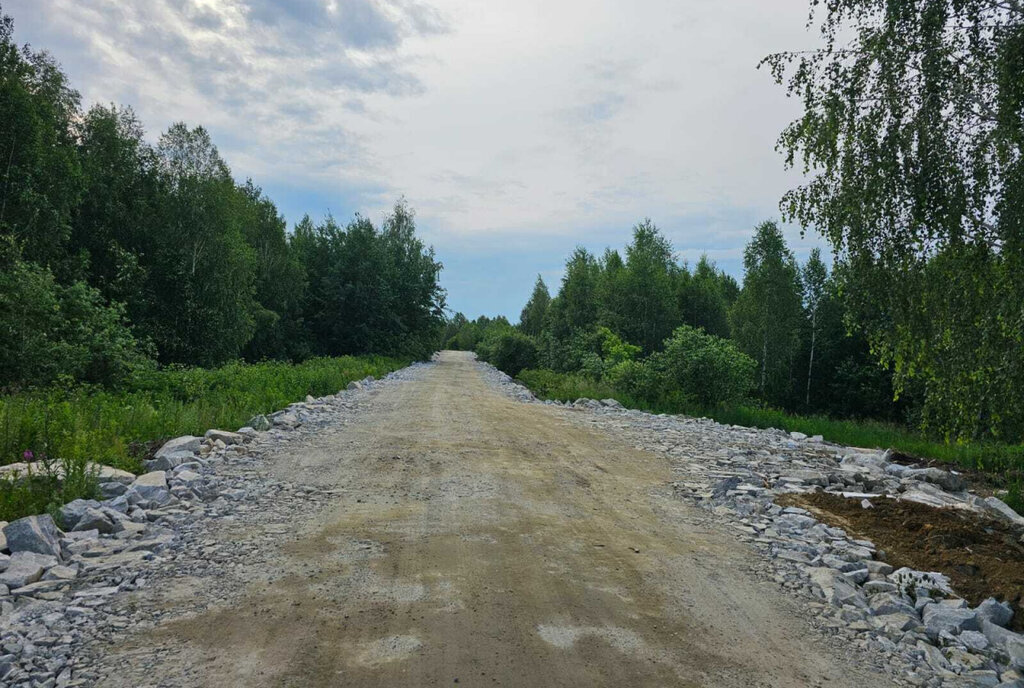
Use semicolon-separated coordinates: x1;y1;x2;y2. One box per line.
72;507;123;535
0;551;58;588
899;466;967;492
99;481;129;499
346;381;362;391
3;514;62;557
59;499;101;530
982;496;1024;527
149;435;200;470
977;598;1014;628
922;603;979;638
155;435;201;458
204;429;244;445
129;471;171;506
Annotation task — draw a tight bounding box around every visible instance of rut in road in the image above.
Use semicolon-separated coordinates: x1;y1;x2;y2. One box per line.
104;351;890;687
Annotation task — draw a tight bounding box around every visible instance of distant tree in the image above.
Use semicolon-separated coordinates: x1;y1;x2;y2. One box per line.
801;249;828;407
596;248;628;335
618;219;678;353
730;221;804;405
148;123;257;365
678;255;732;339
763;0;1024;440
550;247;600;339
0;9;82;269
236;181;307;361
71;105;160;323
442;312;468;348
519;275;551;336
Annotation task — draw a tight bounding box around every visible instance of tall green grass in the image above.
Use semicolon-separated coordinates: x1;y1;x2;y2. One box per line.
517;368;1024;512
0;356;407;520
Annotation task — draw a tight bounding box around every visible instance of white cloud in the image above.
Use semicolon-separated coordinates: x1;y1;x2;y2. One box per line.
9;0;826;315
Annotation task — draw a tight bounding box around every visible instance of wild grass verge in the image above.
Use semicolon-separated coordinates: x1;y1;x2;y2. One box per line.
516;368;1024;513
0;355;408;521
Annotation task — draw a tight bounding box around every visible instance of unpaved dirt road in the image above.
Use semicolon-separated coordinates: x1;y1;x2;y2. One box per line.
106;352;892;687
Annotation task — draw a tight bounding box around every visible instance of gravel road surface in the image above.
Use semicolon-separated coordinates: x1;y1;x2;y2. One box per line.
98;351;893;687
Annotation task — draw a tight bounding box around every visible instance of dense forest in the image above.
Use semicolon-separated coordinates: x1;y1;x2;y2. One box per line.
0;5;445;391
452;0;1024;449
446;219;905;422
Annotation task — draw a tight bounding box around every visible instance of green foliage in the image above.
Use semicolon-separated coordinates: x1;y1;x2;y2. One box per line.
477;328;539;377
0;355;406;520
0;7;444;387
518;275;551;336
678;255;734;339
729;221;804;406
515;369;618;403
615;220;679;353
763;0;1024;441
0;12;82;269
646;326;756;407
292;203;445;361
0;241;149;388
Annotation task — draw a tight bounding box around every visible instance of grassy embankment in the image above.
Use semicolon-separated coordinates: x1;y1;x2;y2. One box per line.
0;356;408;521
516;369;1024;512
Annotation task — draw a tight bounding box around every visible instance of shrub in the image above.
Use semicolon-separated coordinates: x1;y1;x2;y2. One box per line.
516;368;616;402
480;331;539;376
0;250;149;389
647;325;755;406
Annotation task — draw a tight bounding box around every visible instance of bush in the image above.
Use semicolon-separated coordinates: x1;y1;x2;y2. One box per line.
516;368;616;402
480;331;539;377
0;249;149;389
646;326;755;406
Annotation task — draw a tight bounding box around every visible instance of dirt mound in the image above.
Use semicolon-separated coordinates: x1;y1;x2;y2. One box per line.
778;492;1024;630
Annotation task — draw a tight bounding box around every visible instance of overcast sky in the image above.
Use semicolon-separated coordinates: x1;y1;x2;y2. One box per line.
9;0;826;319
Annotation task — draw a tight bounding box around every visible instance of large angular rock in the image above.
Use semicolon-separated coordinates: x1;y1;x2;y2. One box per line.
156;435;201;458
897;466;967;492
889;567;954;595
977;598;1014;628
982;496;1024;527
981;619;1024;667
922;603;979;638
0;551;58;587
92;464;135;485
204;429;243;445
59;499;101;530
3;514;62;556
807;566;867;609
72;507;123;535
149;435;200;470
129;471;171;506
346;380;362;391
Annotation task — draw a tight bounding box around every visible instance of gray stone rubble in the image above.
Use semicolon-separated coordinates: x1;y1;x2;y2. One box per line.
481;359;1024;687
0;365;430;686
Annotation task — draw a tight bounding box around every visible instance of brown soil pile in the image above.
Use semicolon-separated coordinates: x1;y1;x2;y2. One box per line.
778;492;1024;631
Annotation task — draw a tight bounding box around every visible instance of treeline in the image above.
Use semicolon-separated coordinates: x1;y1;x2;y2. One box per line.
446;219;907;424
0;7;444;389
